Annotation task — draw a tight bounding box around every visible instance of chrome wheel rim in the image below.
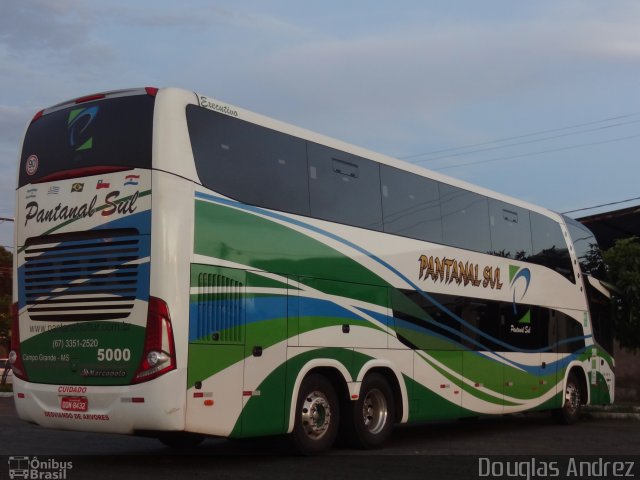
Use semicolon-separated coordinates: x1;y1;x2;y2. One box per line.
362;388;388;435
300;390;332;440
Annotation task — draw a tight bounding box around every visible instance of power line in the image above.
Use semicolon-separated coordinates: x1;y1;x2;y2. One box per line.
562;196;640;215
400;112;640;161
411;119;640;165
431;133;640;171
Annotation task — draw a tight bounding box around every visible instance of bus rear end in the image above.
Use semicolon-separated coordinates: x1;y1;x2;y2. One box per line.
11;88;182;434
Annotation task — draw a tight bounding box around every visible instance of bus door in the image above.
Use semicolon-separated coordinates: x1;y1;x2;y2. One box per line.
186;265;246;437
239;271;288;437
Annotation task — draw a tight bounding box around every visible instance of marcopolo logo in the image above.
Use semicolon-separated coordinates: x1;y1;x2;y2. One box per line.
8;456;73;479
68;106;99;152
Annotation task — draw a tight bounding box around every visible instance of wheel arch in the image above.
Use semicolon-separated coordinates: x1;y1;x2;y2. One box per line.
561;361;590;406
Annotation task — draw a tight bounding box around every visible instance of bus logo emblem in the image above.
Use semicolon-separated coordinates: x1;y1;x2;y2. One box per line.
509;266;531;303
68;105;99;152
25;155;39;176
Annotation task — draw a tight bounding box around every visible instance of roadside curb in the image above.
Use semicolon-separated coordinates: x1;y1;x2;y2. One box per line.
584;405;640;421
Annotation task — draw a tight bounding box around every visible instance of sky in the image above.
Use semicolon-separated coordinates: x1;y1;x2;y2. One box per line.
1;0;639;250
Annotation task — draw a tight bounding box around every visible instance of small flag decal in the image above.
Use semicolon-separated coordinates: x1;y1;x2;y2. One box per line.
124;175;140;186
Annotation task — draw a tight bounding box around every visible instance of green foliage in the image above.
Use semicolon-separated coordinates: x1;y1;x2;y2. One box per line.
603;237;640;351
0;247;11;353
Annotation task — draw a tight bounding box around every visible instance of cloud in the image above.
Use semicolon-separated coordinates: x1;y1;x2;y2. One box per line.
233;7;640;154
0;1;92;51
0;105;31;145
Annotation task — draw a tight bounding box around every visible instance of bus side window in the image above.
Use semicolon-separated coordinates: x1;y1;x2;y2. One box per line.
380;164;443;244
488;199;532;260
439;183;491;254
308;142;383;231
529;212;575;283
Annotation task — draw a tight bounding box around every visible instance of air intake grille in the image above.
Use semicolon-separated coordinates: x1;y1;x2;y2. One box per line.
196;273;244;343
22;229;147;321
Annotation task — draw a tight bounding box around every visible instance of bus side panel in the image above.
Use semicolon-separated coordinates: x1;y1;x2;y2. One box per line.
185;265;245;437
238;271;288;437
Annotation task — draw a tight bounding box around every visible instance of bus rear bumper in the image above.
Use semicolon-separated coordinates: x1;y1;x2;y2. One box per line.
11;370;186;435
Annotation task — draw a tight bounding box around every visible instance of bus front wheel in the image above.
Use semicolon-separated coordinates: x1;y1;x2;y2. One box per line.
291;373;340;455
552;372;583;425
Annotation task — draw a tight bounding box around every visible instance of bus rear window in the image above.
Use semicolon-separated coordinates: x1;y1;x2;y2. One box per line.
19;94;154;186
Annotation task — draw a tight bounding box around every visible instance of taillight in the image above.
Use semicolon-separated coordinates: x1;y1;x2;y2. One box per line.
132;297;176;384
145;87;159;97
9;303;27;381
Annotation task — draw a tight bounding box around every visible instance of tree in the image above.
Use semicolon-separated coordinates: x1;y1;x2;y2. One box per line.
0;247;11;356
603;236;640;351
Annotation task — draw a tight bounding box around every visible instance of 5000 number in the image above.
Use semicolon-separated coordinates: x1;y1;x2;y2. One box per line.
97;348;131;362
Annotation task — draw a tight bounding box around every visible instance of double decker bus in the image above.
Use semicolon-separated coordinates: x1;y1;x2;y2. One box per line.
11;87;614;453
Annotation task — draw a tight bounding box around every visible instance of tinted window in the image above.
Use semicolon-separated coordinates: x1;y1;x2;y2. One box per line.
380;165;442;243
489;200;532;260
20;94;154;186
308;142;382;230
393;291;463;350
564;216;604;277
392;289;584;353
530;212;574;282
458;299;502;351
554;310;586;353
586;280;614;355
187;105;310;216
440;183;491;253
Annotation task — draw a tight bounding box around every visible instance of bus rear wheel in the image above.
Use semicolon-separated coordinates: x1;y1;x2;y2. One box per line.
342;373;395;449
553;372;583;425
291;374;340;455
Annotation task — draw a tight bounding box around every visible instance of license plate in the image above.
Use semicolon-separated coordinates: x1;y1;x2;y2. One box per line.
61;396;88;412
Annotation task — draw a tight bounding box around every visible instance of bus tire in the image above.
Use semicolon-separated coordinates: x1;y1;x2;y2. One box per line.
552;372;583;425
291;373;340;455
342;373;395;449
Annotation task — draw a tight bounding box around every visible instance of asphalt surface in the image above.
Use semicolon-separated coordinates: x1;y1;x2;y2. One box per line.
0;396;638;480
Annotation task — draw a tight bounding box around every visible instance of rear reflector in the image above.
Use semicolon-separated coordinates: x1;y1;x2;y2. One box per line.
75;93;106;104
31;110;44;124
33;166;130;184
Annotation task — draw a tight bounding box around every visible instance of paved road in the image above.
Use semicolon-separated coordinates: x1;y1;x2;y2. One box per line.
1;397;638;480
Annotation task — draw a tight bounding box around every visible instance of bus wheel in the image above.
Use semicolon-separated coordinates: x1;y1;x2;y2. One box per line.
291;374;340;455
552;372;583;425
343;373;395;449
